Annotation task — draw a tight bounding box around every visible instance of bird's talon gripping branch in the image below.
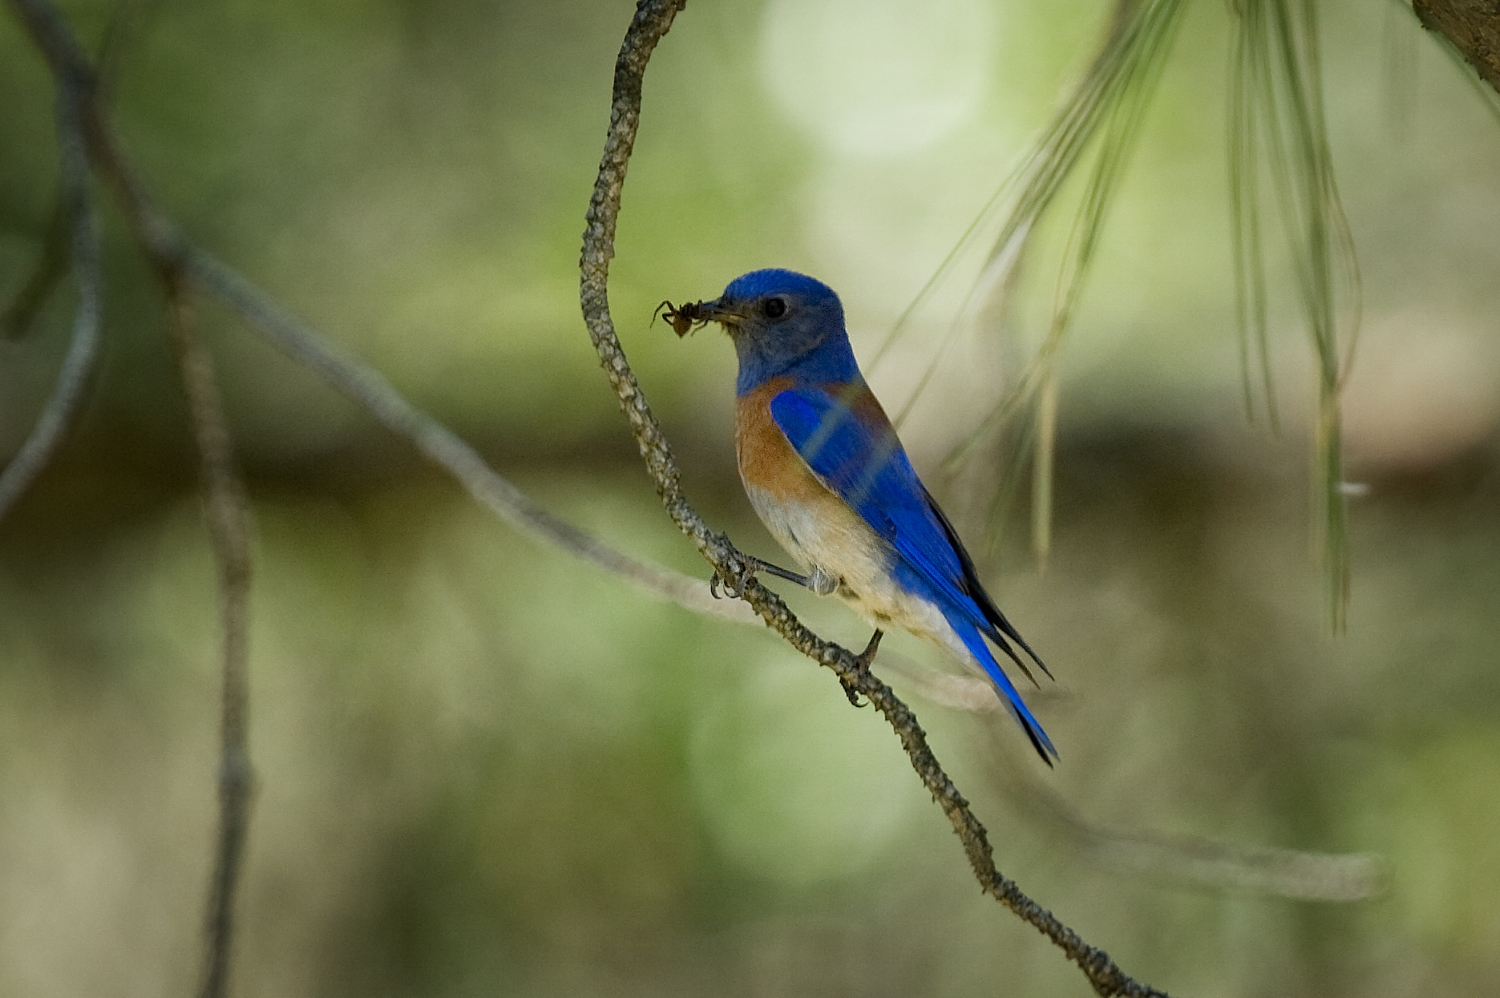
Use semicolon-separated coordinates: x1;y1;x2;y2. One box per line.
710;569;737;599
838;629;883;707
710;555;755;600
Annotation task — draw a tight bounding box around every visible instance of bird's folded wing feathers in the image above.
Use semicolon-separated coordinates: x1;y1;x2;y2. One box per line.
768;386;975;618
768;384;1057;759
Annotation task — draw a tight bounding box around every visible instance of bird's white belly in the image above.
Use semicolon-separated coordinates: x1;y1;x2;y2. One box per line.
744;484;968;662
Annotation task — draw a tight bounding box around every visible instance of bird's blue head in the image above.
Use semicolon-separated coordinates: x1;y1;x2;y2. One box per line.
693;269;860;395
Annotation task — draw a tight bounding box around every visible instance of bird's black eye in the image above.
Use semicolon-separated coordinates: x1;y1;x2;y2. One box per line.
763;297;788;319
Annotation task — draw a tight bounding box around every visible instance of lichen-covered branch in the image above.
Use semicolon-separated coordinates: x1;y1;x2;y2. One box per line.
577;1;1168;995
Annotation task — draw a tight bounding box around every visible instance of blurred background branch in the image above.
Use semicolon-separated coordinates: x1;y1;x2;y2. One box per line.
0;53;98;520
0;0;150;340
182;248;758;626
160;279;251;998
978;724;1383;902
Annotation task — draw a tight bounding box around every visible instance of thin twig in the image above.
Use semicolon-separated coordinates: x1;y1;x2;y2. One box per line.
0;53;101;524
871;660;1381;902
161;277;254;998
578;2;1167;995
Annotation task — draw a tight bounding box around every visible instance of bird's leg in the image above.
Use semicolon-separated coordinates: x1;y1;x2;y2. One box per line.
838;629;883;707
710;556;836;598
745;556;834;593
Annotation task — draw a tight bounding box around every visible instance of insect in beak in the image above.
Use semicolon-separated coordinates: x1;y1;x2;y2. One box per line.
654;299;704;337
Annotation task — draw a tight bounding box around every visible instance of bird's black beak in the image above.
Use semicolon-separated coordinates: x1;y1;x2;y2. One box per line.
694;296;746;332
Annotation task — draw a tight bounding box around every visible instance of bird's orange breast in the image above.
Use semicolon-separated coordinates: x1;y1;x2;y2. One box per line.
735;377;829;503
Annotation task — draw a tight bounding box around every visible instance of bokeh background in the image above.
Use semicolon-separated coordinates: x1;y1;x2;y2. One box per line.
3;0;1500;995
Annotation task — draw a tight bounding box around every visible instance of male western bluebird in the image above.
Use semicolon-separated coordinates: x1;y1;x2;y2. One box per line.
675;268;1056;762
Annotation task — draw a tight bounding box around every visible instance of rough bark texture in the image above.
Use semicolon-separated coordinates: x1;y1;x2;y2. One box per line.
1414;0;1500;94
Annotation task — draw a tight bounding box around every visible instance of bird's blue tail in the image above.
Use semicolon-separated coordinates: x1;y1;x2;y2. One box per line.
951;619;1058;763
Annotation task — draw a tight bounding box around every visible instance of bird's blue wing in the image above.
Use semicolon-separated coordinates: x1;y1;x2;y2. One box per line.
767;385;973;607
766;387;949;556
769;385;1056;760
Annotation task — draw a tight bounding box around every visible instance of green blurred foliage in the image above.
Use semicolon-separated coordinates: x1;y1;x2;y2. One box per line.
2;0;1500;995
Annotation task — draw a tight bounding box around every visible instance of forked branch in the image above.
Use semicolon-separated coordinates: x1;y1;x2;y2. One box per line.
6;3;253;996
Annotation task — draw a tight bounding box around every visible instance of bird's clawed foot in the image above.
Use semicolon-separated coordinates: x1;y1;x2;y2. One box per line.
709;564;750;600
838;629;883;707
